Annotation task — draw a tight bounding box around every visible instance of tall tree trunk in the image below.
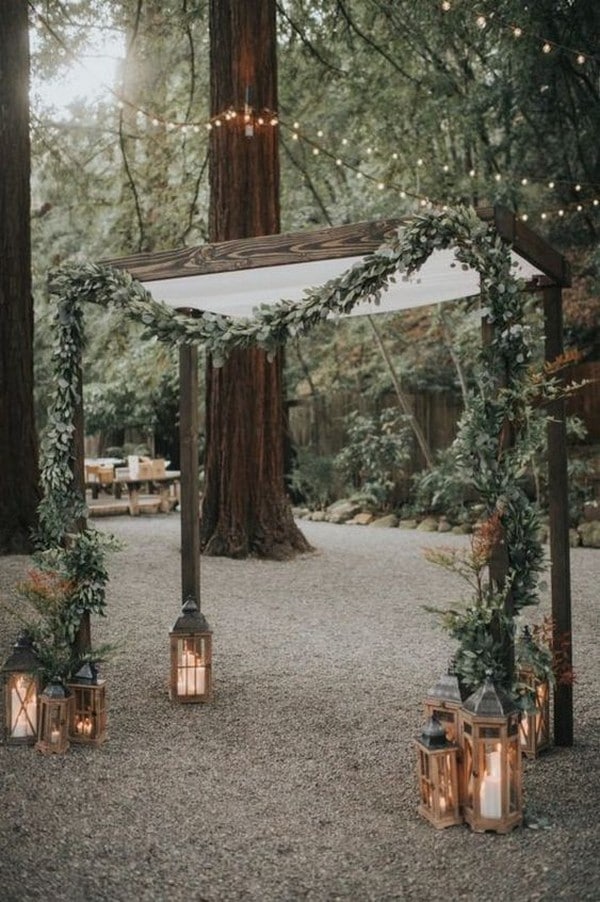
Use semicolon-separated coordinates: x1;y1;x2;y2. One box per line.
202;0;310;558
0;2;40;554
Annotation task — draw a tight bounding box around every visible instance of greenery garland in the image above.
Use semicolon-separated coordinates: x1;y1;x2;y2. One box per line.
41;205;544;685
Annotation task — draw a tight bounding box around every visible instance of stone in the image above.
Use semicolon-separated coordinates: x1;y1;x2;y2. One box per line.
582;501;600;522
369;514;399;528
570;528;582;548
437;518;452;533
578;522;600;548
349;512;374;526
451;524;472;535
416;517;439;532
325;499;363;523
309;510;327;522
398;519;418;529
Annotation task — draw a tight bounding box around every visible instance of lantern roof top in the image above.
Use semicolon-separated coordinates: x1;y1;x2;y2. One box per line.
170;597;211;634
462;674;519;718
1;633;40;673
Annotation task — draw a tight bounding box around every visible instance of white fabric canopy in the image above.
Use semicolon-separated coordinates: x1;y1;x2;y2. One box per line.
144;247;544;318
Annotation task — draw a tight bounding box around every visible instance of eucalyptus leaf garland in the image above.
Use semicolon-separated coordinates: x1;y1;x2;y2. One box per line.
40;205;543;645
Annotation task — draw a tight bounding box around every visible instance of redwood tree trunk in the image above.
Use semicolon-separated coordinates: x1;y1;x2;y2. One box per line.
0;3;40;553
202;0;310;558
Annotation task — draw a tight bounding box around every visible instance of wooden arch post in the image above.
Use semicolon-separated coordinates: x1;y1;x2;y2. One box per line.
543;284;573;746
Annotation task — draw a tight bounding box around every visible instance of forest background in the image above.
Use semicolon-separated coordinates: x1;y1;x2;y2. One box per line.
26;0;600;520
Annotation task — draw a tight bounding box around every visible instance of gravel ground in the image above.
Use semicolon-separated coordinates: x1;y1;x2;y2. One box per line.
0;515;599;902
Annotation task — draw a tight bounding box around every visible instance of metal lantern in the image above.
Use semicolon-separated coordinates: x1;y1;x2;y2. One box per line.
518;663;550;759
169;598;212;703
1;634;40;745
459;674;522;834
35;683;70;755
424;659;465;743
67;663;107;746
415;713;462;829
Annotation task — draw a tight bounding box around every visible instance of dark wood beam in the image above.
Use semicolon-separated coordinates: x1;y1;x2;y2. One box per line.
179;344;201;606
102;207;569;291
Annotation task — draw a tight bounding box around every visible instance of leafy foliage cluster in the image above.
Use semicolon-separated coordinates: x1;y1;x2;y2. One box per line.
334;408;412;508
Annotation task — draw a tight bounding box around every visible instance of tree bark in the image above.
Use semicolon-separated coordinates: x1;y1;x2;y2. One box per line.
202;0;310;558
0;2;40;554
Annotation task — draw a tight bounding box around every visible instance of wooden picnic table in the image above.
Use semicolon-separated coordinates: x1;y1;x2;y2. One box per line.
85;471;181;515
113;472;181;515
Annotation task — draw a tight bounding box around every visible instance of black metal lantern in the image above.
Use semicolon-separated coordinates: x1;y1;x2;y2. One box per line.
67;663;107;745
169;598;212;703
1;634;40;745
423;658;466;743
415;713;462;829
459;674;522;834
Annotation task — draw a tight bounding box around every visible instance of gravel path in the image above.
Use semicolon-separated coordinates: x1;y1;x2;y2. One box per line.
0;516;599;902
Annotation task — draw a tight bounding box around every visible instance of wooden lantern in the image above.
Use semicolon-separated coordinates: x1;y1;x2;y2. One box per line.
460;674;522;834
424;659;465;743
169;598;212;703
67;663;107;746
415;713;462;829
1;634;40;745
35;683;70;755
518;663;550;759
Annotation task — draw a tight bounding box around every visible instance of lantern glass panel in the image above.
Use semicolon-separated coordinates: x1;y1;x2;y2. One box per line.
176;637;207;697
7;673;37;740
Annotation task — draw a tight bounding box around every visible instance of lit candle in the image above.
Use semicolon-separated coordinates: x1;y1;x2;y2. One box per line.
76;718;85;734
83;717;93;736
480;746;502;818
50;728;60;745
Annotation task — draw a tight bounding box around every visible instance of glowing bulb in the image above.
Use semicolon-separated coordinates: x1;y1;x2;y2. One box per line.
541;212;547;219
312;147;319;155
400;191;406;198
367;147;373;155
577;54;586;65
513;27;522;38
575;183;581;192
152;118;160;127
193;125;200;134
495;173;501;182
293;121;300;130
392;152;398;160
521;213;528;221
577;204;583;211
270;118;278;126
215;119;222;127
357;172;363;179
521;178;528;185
420;198;428;207
336;158;342;165
206;123;212;130
417;158;423;166
317;129;323;137
542;42;552;54
342;138;348;145
469;169;476;177
558;209;564;217
443;165;449;172
257;117;264;125
476;15;486;29
441;1;451;11
548;181;555;188
292;133;298;141
181;125;187;134
378;182;385;190
594;199;599;207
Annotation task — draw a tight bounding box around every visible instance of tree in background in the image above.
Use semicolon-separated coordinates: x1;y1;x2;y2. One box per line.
201;0;310;558
0;2;40;553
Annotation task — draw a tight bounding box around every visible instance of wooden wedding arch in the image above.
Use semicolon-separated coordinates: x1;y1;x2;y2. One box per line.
102;205;573;744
